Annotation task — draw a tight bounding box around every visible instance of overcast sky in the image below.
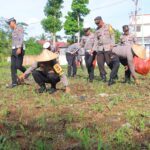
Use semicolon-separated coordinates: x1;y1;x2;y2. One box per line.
0;0;150;37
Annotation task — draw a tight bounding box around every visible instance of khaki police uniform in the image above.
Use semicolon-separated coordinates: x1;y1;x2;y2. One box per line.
93;24;119;80
120;33;137;46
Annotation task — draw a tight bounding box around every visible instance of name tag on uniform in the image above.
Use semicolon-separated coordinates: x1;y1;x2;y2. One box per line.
12;46;16;49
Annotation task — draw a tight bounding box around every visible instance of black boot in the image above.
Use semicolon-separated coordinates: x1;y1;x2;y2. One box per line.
101;75;107;82
48;88;57;94
6;83;18;88
108;78;115;86
48;84;57;94
122;78;131;84
114;75;119;80
35;85;47;93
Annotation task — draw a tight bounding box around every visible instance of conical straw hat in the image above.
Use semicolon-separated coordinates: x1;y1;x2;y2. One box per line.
132;44;146;59
36;49;58;62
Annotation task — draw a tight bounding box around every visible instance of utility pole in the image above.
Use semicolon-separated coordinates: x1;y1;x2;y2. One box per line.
132;0;138;33
141;0;145;47
77;15;80;44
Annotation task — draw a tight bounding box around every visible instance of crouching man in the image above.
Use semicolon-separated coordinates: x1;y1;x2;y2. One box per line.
19;49;70;94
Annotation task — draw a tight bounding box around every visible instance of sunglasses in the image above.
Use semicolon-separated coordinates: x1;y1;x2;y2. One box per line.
95;22;100;25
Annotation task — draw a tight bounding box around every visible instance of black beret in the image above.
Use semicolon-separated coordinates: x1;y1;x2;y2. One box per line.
6;17;16;24
83;27;90;32
122;25;129;30
94;16;102;21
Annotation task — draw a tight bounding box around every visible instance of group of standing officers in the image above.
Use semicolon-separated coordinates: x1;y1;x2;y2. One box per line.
66;16;139;86
6;15;142;94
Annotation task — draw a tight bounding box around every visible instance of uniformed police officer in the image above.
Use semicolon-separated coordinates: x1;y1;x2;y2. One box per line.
66;43;80;77
120;25;137;46
119;25;137;83
80;27;95;82
93;16;120;85
43;41;60;54
19;50;70;94
6;18;26;88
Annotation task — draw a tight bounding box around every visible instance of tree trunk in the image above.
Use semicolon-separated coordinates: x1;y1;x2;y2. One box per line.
77;15;80;44
52;33;56;46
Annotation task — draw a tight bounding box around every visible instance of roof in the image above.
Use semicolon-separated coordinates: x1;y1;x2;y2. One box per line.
37;40;68;48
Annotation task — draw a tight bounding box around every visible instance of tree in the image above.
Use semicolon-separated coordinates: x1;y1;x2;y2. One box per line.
64;0;90;43
0;18;12;55
114;29;121;44
25;37;42;55
41;0;64;45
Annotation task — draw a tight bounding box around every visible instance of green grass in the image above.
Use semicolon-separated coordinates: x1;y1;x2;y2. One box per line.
0;64;149;149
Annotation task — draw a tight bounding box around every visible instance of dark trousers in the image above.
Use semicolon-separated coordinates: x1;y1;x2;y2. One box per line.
11;48;26;84
32;70;60;89
66;53;77;77
85;52;96;80
97;51;112;77
120;58;131;79
109;54;120;79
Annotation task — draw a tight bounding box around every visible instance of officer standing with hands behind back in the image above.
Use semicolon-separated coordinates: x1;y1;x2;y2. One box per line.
6;18;26;88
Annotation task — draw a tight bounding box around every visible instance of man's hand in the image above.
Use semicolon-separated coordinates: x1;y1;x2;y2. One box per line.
16;48;21;55
65;86;70;93
135;79;140;85
19;73;25;81
89;49;93;55
124;65;129;71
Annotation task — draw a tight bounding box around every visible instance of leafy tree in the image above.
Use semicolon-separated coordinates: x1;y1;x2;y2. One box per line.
25;37;42;55
114;29;121;44
41;0;64;45
64;0;90;42
0;18;12;55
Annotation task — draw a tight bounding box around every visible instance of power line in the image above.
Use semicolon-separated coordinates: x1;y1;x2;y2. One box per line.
91;0;129;11
0;0;131;27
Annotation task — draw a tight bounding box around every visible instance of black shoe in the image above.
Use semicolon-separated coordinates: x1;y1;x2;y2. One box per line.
122;78;131;84
114;75;119;80
108;79;115;86
6;83;18;88
35;86;47;93
48;88;57;94
101;76;107;82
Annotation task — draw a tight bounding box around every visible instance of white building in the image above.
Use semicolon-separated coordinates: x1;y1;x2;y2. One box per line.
129;14;150;57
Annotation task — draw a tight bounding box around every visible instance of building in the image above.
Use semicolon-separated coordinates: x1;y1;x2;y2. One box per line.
129;14;150;57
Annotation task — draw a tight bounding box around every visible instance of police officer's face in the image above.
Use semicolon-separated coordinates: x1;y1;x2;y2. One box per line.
9;21;16;29
123;28;129;35
85;30;90;36
95;20;103;28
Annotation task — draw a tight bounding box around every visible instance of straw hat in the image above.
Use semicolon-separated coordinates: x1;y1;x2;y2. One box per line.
132;44;146;59
36;49;58;62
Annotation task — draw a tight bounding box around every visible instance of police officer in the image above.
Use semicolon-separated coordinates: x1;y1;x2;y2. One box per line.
6;18;26;88
19;50;70;94
43;42;59;53
80;27;95;82
93;16;120;85
120;25;137;46
119;25;137;83
66;43;80;77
